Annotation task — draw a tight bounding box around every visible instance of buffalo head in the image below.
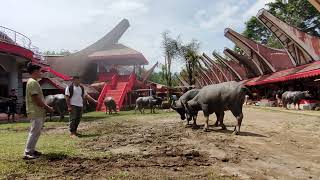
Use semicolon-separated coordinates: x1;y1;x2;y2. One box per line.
171;100;186;120
303;91;312;98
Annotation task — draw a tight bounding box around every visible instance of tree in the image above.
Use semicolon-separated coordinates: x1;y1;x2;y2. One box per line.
161;31;180;87
240;0;320;49
178;39;201;85
267;0;320;37
149;71;166;85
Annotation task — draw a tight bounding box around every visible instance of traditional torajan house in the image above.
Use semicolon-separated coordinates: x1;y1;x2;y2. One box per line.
46;19;148;83
190;7;320;109
45;19;155;111
0;26;39;112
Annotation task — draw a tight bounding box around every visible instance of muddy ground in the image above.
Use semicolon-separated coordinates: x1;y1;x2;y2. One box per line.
16;107;320;179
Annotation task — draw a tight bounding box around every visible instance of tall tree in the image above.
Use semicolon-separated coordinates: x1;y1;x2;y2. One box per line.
161;31;180;87
178;39;201;85
240;0;320;50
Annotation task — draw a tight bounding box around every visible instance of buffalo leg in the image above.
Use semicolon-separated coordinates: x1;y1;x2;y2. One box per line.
202;104;210;132
230;106;243;135
204;115;210;132
284;102;288;109
185;119;190;126
57;108;64;121
214;113;220;127
217;112;226;130
282;100;287;109
232;113;243;135
192;113;199;129
134;106;138;114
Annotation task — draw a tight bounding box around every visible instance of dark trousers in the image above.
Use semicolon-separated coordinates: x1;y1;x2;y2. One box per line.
8;104;16;120
69;105;82;133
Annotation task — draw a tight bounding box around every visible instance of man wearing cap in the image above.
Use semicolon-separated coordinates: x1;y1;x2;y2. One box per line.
65;76;97;137
24;63;54;159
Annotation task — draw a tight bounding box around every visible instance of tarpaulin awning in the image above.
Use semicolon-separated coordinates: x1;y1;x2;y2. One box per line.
245;61;320;86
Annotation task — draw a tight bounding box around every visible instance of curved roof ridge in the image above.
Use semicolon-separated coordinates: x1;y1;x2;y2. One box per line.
257;9;320;65
224;28;294;73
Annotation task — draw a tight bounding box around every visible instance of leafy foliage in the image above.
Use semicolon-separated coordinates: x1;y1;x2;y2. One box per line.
149;71;167;85
238;0;320;52
178;39;201;85
161;31;180;87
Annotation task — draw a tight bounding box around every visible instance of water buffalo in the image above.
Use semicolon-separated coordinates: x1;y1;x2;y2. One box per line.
187;81;249;134
171;89;200;126
154;97;163;109
104;97;117;114
135;96;161;114
282;91;311;110
45;94;67;120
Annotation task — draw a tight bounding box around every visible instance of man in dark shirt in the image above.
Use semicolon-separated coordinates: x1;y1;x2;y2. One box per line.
8;89;18;122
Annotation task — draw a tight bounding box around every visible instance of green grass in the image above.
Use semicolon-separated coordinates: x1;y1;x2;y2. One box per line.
0;118;81;175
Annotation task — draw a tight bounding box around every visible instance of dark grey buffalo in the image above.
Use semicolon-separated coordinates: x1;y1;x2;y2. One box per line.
187;81;248;134
104;97;117;114
45;94;67;120
171;89;200;126
282;91;311;110
135;96;161;114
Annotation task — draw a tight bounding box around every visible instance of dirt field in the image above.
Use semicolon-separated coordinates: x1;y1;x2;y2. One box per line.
5;107;320;179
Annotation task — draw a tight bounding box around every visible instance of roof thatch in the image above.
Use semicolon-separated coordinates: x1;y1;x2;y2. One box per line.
46;19;148;80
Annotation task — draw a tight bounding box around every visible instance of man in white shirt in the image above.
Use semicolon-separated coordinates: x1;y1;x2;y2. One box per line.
65;76;97;137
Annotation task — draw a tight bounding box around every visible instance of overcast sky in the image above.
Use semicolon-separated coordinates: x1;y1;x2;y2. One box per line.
1;0;274;71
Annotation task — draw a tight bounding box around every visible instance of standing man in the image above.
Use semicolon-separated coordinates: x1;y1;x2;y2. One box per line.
8;89;18;122
65;76;97;137
24;63;54;159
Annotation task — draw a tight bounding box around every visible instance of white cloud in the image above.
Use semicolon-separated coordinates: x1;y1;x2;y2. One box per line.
107;0;149;15
193;0;276;32
242;0;276;20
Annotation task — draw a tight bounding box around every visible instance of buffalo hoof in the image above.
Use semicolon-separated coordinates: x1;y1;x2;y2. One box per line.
192;124;199;129
232;131;239;135
214;123;219;127
203;128;209;132
185;124;191;128
221;125;227;130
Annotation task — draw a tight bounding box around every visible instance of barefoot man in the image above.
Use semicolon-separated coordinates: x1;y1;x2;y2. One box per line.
65;76;97;137
24;63;54;159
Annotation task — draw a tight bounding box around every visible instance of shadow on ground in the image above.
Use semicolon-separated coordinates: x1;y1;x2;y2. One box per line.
184;124;266;137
